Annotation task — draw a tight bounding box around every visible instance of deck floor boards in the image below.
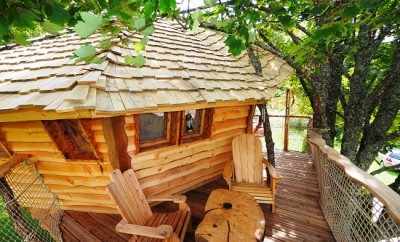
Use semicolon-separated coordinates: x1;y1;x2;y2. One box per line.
60;151;335;241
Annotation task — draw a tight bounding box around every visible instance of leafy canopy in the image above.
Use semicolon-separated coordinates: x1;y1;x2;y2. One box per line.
0;0;177;66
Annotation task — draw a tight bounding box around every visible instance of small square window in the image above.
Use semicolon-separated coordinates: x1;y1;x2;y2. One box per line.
180;109;212;143
136;112;178;151
183;110;204;136
139;113;167;143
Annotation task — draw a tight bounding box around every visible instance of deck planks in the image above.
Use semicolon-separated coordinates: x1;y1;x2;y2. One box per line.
60;151;335;242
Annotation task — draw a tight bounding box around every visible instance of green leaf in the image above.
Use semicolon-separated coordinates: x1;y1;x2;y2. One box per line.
134;17;146;31
225;35;245;56
124;54;145;67
142;25;154;37
99;39;112;49
14;32;30;46
15;10;38;28
42;21;63;34
278;15;294;28
124;55;135;65
159;0;176;14
190;12;202;31
46;3;70;25
133;54;145;67
134;41;145;52
74;44;97;61
74;12;103;38
204;0;216;7
342;5;360;17
143;1;156;19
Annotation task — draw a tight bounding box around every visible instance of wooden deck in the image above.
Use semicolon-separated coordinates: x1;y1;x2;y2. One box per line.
60;151;335;242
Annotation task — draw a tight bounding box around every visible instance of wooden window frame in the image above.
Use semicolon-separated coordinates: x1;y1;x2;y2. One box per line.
135;112;179;152
179;108;213;144
134;109;214;152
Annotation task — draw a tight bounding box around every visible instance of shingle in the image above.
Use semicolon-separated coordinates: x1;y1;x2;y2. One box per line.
0;20;293;114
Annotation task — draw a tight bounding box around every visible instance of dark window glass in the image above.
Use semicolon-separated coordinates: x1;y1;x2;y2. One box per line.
139;113;166;142
183;110;203;135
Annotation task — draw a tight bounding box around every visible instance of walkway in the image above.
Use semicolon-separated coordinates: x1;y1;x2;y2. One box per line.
61;151;335;241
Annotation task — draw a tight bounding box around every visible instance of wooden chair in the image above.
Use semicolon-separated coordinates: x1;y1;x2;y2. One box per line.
107;169;191;242
223;134;280;212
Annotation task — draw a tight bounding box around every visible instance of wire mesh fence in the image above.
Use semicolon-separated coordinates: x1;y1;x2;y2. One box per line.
309;130;400;242
0;160;63;242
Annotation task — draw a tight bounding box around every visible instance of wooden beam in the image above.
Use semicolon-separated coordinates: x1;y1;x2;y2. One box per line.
0;100;263;122
0;127;12;158
246;105;256;133
283;90;291;152
112;117;131;171
102;118;120;170
42;120;98;160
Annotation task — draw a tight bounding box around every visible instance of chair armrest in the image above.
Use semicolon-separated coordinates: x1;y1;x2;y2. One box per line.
223;161;233;188
263;158;281;179
147;195;186;204
116;219;173;239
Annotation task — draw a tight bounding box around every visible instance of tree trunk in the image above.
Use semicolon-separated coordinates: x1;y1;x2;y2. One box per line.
0;177;41;242
258;104;275;166
389;175;400;194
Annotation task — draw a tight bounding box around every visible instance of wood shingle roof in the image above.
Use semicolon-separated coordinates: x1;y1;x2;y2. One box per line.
0;20;292;119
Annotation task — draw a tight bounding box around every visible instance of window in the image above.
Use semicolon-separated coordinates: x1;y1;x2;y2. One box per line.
180;109;209;143
137;112;180;151
135;109;213;152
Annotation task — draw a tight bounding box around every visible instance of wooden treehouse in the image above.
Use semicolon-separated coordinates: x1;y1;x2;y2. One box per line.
0;20;399;242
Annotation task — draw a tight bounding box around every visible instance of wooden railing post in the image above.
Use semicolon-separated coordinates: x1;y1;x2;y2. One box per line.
283;89;290;151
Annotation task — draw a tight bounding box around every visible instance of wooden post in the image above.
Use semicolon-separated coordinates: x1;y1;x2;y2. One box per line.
283;89;291;152
102;117;132;171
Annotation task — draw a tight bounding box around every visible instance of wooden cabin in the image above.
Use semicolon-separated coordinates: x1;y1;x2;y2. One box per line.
0;20;293;215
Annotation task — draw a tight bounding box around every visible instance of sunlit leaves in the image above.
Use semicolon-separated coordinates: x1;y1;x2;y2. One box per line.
14;32;30;46
124;54;145;67
133;17;146;31
74;12;103;38
142;25;154;36
159;0;176;14
204;0;217;7
42;21;63;34
74;44;97;62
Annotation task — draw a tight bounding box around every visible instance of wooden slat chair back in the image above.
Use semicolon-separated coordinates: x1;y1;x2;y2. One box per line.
232;134;263;184
225;134;281;212
107;169;153;225
107;169;191;242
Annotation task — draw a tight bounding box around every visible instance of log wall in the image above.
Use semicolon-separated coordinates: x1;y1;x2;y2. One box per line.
0;104;251;214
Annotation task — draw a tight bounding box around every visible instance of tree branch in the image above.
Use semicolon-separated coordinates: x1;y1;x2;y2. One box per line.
370;163;400;175
385;130;400;142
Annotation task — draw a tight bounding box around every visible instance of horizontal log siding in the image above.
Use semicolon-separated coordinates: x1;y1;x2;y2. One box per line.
0;105;251;214
132;105;250;198
0;120;115;213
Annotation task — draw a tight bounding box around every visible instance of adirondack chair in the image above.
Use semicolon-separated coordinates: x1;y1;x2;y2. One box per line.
107;169;191;242
223;134;280;212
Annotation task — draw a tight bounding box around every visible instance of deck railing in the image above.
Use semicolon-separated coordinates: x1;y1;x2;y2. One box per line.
308;129;400;242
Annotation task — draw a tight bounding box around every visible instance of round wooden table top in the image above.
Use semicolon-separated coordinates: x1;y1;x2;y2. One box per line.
195;189;265;242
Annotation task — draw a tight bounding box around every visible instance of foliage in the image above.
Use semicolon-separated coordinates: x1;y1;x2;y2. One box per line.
197;0;400;174
0;0;177;66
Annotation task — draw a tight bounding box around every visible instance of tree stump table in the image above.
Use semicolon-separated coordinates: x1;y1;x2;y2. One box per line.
195;189;265;242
